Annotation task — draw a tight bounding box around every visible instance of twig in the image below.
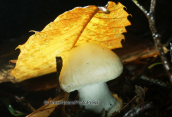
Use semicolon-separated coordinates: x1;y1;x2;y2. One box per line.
0;90;35;113
126;65;172;89
15;96;35;112
111;87;148;117
0;50;19;58
170;43;172;62
110;95;138;117
123;102;153;117
140;75;172;89
120;95;137;113
132;0;172;83
55;57;64;96
132;0;148;16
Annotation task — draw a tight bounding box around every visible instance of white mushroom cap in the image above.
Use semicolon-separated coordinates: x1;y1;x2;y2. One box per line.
59;42;123;92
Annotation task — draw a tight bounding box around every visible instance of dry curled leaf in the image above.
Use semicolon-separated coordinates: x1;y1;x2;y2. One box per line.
135;85;145;104
11;1;131;82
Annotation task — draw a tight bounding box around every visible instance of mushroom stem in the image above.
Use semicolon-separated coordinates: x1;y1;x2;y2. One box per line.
78;82;122;116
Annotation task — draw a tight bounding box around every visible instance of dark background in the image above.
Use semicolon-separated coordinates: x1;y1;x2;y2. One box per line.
0;0;123;40
0;0;172;45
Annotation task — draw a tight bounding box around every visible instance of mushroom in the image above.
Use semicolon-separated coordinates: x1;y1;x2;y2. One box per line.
59;42;123;117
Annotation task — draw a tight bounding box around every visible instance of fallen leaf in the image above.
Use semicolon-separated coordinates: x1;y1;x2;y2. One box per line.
26;92;69;117
10;1;131;82
120;46;159;64
135;85;145;104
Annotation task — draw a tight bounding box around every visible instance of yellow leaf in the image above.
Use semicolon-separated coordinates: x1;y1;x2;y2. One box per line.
11;1;131;82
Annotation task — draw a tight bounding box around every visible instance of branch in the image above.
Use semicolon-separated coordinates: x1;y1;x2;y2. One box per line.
123;102;153;117
132;0;172;83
